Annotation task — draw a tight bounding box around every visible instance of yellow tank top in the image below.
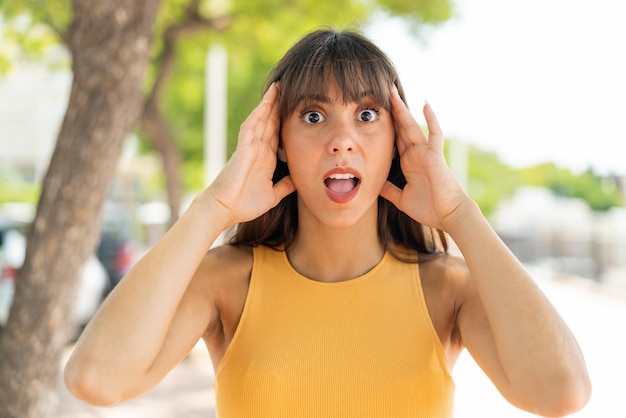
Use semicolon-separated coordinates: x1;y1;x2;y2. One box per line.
214;245;454;417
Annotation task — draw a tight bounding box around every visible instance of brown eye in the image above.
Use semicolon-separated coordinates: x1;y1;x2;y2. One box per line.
358;109;380;122
302;111;325;124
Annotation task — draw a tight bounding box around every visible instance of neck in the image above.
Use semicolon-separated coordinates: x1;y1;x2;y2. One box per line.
287;206;385;283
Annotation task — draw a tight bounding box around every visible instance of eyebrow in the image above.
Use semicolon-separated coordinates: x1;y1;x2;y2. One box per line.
297;94;333;104
296;90;379;105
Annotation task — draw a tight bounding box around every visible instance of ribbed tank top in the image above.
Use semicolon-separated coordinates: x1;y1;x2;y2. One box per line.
214;245;454;417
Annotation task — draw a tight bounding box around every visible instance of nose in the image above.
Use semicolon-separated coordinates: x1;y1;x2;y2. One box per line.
328;119;356;154
330;141;354;154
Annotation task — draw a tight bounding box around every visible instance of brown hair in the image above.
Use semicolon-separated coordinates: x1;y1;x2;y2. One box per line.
229;28;447;261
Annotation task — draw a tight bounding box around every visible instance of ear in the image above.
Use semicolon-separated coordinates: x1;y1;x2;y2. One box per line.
277;143;287;162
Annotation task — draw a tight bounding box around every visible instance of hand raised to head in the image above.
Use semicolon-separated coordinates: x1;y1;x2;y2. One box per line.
380;87;468;231
204;83;295;226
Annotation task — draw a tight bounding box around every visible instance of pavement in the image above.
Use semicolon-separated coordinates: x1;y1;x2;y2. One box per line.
54;265;626;417
453;265;626;418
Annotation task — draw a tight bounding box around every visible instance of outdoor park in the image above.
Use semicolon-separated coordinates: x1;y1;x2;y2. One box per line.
1;0;625;417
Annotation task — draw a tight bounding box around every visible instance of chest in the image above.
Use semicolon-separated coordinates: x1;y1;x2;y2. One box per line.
214;262;455;417
215;263;458;367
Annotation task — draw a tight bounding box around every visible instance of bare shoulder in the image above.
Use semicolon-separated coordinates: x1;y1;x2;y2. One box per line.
419;253;472;300
197;244;253;354
202;244;253;275
421;252;469;274
199;244;254;303
418;253;473;364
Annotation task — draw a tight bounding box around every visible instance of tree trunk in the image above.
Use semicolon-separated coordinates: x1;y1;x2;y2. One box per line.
0;1;161;417
141;99;183;226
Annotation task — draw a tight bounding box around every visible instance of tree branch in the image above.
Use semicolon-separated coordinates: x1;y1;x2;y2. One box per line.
144;3;232;109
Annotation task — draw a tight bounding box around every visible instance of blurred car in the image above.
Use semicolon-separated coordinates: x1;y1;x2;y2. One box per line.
97;201;138;297
0;204;108;338
0;221;25;326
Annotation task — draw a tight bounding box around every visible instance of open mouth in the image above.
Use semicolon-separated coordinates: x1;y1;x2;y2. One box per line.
324;173;360;195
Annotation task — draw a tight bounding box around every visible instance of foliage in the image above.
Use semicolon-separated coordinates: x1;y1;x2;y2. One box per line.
1;0;453;194
465;144;522;218
520;163;623;212
0;17;58;73
450;141;624;216
0;0;71;36
155;0;453;190
0;165;39;203
0;181;39;204
19;0;623;215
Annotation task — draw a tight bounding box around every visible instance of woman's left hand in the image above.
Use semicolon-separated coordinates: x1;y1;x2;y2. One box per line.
380;87;469;231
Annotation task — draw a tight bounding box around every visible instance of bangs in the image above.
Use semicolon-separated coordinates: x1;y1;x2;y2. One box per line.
232;29;447;256
269;30;400;118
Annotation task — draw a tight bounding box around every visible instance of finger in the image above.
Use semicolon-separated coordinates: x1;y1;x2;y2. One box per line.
257;82;281;148
258;82;280;131
423;101;444;153
253;82;279;122
239;83;279;145
265;83;281;146
379;180;402;208
272;175;296;204
391;87;428;149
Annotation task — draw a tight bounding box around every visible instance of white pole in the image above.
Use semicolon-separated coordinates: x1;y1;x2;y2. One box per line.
205;45;228;187
449;140;469;192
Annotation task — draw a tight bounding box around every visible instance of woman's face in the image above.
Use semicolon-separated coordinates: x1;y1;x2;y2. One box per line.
280;84;395;227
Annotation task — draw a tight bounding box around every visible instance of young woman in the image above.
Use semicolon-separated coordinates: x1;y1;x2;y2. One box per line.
65;29;591;417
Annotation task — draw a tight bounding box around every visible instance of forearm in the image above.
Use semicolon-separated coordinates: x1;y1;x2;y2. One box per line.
447;199;590;410
65;193;230;402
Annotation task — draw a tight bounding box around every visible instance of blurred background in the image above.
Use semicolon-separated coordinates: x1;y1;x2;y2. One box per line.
0;0;625;416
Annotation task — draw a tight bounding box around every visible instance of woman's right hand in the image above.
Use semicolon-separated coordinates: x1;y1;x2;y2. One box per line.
64;83;294;407
203;82;295;226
